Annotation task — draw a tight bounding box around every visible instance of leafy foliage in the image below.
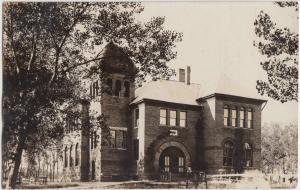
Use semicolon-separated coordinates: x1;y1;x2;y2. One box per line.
254;3;298;103
261;123;297;174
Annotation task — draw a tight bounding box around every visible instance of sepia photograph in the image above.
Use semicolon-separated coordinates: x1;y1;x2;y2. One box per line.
1;1;298;189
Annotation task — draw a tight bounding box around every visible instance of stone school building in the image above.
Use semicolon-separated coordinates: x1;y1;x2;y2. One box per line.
62;43;267;181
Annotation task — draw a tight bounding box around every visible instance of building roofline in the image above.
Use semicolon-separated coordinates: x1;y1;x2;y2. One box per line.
197;93;268;103
130;98;202;109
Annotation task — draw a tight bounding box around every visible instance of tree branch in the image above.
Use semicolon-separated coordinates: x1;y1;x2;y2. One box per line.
48;5;89;87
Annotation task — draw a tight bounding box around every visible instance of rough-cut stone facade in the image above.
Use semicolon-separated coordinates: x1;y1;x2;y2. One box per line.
61;43;266;182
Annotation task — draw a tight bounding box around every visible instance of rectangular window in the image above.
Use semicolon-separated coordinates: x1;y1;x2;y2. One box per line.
92;82;96;97
247;110;253;128
160;109;167;125
231;109;237;127
90;85;93;98
121;131;127;149
240;109;245;128
224;107;229;126
179;111;186;127
179;157;184;172
94;81;99;96
135;109;139;127
90;132;94;149
170;110;177;126
94;132;97;148
66;117;69;134
110;130;116;148
74;116;78;130
164;156;170;172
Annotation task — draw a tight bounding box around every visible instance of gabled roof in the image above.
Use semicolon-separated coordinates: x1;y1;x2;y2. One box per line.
131;80;202;106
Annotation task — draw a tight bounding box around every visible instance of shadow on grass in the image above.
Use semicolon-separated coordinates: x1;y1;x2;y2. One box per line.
17;183;79;189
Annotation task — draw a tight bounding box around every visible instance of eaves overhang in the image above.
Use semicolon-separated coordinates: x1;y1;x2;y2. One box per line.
197;93;268;104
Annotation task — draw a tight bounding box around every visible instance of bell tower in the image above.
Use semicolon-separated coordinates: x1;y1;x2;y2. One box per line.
91;42;136;180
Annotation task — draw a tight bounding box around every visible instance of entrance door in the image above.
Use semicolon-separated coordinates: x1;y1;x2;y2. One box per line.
159;147;185;173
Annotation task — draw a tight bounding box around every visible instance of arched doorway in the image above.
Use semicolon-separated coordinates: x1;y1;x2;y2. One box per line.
154;141;191;173
159;147;185;173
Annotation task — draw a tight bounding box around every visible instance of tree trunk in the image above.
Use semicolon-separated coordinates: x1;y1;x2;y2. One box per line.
9;133;26;189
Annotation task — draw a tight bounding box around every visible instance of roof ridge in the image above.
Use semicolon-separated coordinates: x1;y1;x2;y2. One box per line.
157;79;201;86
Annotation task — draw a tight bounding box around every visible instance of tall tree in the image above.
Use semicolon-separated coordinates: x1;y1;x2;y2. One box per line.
261;123;297;174
2;2;182;188
254;2;298;103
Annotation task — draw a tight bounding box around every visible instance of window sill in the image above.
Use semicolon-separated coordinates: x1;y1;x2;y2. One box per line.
159;125;187;128
223;126;254;130
107;147;127;151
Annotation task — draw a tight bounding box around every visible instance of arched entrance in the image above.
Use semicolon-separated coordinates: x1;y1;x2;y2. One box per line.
154;141;191;173
159;147;185;173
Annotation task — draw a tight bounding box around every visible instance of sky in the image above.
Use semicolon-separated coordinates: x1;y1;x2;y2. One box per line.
138;1;298;125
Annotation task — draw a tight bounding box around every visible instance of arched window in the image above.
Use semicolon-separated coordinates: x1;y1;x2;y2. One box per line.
114;80;121;96
106;78;113;95
223;141;234;166
75;143;79;166
239;107;245;128
64;147;68;167
247;108;253;128
231;107;237;127
124;81;130;97
244;143;253;167
224;105;229;126
69;145;73;167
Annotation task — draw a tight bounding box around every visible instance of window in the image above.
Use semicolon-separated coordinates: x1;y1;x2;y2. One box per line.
94;131;98;148
114;80;121;96
90;85;94;98
90;132;94;149
124;81;130;97
69;116;73;132
74;116;81;130
179;111;186;127
110;130;116;148
223;141;234;166
106;78;113;95
64;147;68;167
247;109;253;128
170;110;177;126
65;117;69;134
75;143;79;166
231;107;237;127
133;139;139;160
160;109;167;125
69;145;73;167
179;157;184;172
74;116;78;130
121;131;127;149
244;143;253;167
164;156;170;172
135;109;139;127
224;106;229;126
239;108;245;128
93;81;99;97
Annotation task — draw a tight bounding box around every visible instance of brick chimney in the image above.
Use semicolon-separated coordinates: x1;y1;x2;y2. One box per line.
179;68;185;82
187;66;191;85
